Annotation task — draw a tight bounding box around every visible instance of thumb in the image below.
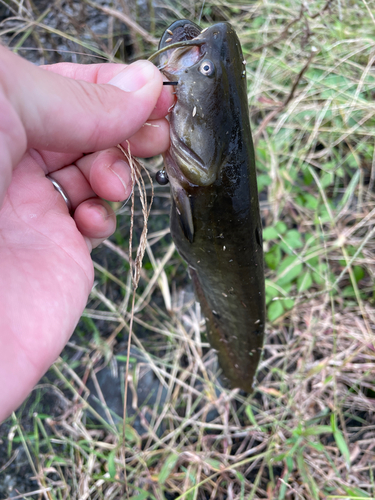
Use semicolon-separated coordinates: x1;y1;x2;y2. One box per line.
0;47;163;205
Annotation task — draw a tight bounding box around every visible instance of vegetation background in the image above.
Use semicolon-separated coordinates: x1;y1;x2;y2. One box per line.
0;0;375;499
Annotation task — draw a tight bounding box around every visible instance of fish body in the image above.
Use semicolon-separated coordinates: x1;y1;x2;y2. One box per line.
159;20;265;391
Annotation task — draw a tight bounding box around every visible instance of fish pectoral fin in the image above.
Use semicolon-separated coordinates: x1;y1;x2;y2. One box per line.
173;189;194;243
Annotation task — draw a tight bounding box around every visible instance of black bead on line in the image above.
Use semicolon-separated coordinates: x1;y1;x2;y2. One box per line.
163;81;178;85
156;170;169;185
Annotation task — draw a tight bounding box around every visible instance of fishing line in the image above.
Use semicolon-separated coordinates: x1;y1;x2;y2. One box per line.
117;142;154;483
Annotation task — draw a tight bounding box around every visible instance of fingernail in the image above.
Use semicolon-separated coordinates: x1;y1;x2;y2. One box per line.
109;159;132;199
89;201;109;220
108;60;156;92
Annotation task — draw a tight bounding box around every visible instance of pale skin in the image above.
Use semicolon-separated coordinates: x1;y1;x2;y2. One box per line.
0;47;174;422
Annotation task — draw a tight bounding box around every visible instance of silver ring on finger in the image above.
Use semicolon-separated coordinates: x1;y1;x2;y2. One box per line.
46;175;73;215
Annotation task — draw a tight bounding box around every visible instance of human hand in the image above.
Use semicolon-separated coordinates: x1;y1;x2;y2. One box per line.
0;47;174;422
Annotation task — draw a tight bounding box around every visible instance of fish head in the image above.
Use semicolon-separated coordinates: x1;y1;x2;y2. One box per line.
159;20;248;187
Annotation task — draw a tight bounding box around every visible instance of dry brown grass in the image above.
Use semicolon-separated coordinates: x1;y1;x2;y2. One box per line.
1;1;375;499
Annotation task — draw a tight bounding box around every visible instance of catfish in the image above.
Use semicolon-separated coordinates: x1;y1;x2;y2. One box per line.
157;20;265;392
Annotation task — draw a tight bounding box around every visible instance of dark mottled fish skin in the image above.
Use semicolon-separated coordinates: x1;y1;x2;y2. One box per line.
159;20;265;392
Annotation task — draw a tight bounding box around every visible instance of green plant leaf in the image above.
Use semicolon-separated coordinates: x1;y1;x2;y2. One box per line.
275;221;287;234
330;413;337;432
303;169;313;185
283;298;295;310
277;256;303;286
341;285;356;298
280;230;304;254
128;491;149;500
124;425;140;446
204;458;222;471
158;453;179;484
268;300;284;322
297;271;313;292
265;245;282;270
320;172;334;188
263;227;279;240
257;174;272;191
115;355;137;363
312;263;328;285
286;456;294;472
107;450;116;479
303;425;332;436
334;430;350;468
265;281;280;299
340;484;370;498
245;405;259;428
353;265;365;282
336;169;360;210
296;449;320;500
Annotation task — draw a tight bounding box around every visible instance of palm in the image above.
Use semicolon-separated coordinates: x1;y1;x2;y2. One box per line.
0;152;93;404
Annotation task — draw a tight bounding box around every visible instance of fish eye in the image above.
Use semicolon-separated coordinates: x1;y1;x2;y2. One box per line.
199;59;215;77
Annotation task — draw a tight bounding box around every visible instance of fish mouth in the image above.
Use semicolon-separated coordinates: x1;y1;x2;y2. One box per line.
159;20;202;51
170;129;216;186
159;20;219;187
158;20;204;71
